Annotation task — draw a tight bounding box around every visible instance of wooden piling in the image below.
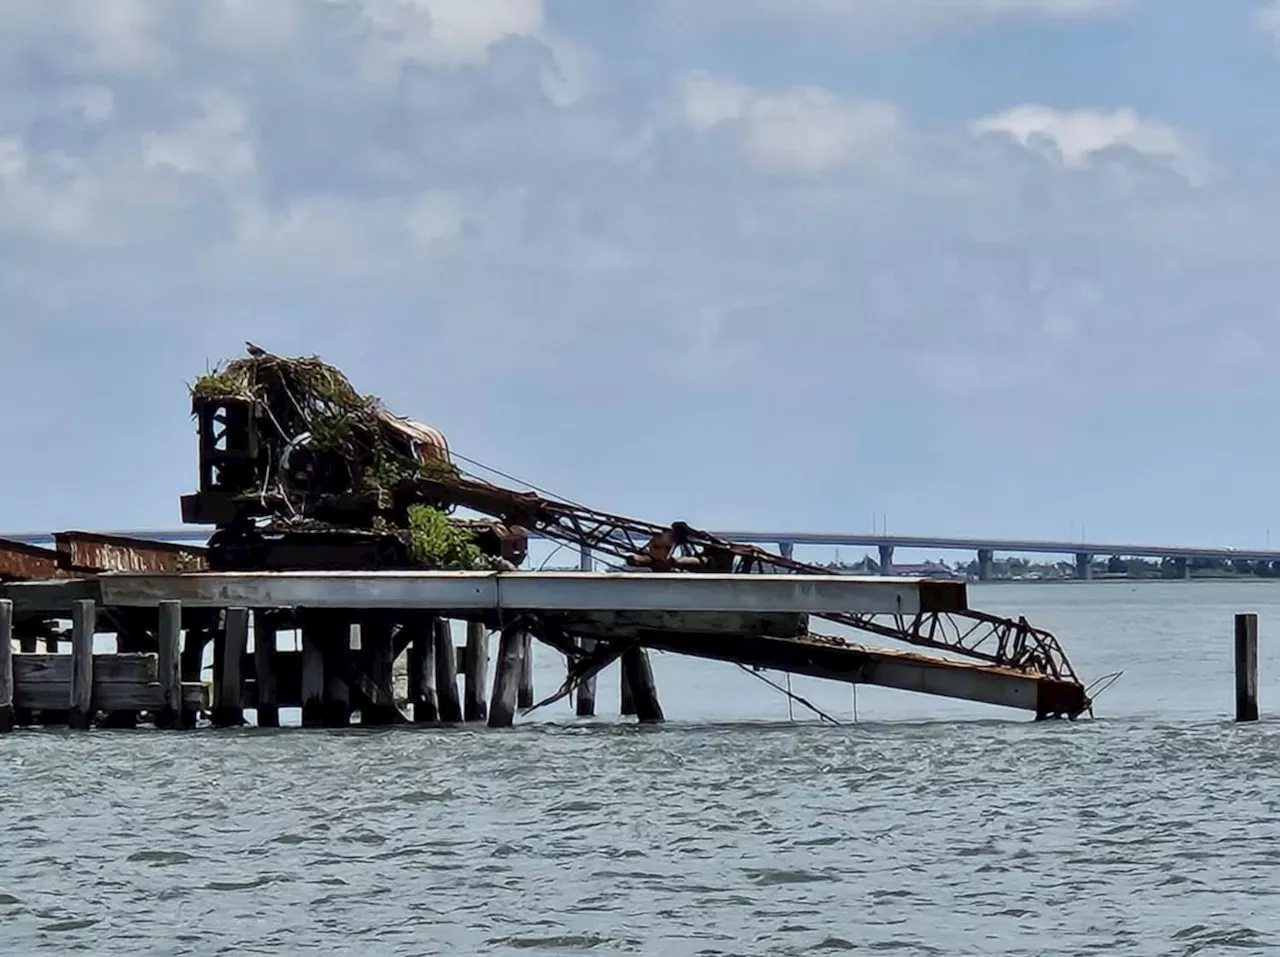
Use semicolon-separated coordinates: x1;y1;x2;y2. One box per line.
620;646;664;723
362;616;398;726
69;599;95;730
620;660;636;716
323;623;354;727
488;623;524;728
300;619;325;728
253;610;279;728
434;618;463;723
575;638;597;717
1235;612;1259;722
464;620;488;722
156;600;182;729
518;631;534;710
0;599;13;734
213;606;248;727
410;615;439;723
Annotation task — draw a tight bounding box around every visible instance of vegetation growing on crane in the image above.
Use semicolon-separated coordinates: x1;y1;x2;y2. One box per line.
404;504;489;570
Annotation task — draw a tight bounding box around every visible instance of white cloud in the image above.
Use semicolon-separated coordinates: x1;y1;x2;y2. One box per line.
1259;1;1280;45
680;73;902;173
970;105;1200;179
359;0;543;69
658;0;1129;40
143;94;256;186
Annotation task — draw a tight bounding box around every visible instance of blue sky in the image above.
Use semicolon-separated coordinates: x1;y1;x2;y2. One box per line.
1;0;1279;553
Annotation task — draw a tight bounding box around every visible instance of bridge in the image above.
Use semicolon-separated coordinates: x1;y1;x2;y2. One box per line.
3;527;1276;580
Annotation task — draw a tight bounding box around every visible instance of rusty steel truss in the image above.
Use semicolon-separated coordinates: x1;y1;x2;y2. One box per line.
404;473;1084;691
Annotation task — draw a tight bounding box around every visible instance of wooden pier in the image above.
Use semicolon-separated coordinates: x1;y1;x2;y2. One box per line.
0;570;1087;732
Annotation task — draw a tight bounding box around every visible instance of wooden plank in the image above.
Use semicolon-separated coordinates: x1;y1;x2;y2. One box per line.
1236;613;1259;722
253;610;279;728
0;599;12;733
156;600;182;729
213;607;248;726
69;599;94;729
434;618;462;723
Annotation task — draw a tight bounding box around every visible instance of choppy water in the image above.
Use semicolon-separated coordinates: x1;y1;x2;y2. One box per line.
4;580;1280;956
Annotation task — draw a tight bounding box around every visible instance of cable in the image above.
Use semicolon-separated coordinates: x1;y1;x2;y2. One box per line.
737;664;843;726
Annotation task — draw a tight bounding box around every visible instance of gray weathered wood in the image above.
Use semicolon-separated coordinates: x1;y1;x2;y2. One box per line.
69;599;95;729
0;600;13;733
213;606;248;726
575;637;596;717
1236;612;1259;722
253;610;279;728
156;600;182;729
300;617;325;728
464;620;488;722
621;646;664;723
13;653;208;712
488;623;524;728
619;660;636;716
361;616;399;725
434;618;462;723
412;615;438;723
518;631;534;710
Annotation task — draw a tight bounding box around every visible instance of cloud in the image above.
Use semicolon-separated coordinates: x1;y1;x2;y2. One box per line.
1259;1;1280;46
970;105;1201;180
680;73;902;173
657;0;1130;41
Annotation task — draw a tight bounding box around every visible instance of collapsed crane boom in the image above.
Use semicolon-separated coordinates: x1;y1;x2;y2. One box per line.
404;473;1082;685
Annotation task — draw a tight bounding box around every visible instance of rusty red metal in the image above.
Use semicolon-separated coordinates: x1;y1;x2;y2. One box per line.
0;539;68;582
53;532;207;574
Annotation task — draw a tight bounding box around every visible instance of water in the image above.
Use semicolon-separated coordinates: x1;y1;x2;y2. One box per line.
3;581;1280;956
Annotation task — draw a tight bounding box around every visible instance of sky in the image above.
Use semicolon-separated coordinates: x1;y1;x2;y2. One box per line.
1;0;1279;552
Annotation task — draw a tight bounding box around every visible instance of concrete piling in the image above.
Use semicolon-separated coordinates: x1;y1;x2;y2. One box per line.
1235;612;1259;722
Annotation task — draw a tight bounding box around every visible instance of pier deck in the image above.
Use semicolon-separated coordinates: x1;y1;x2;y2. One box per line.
0;570;1086;729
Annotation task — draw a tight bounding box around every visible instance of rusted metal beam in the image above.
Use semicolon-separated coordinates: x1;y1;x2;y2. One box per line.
53;532;207;574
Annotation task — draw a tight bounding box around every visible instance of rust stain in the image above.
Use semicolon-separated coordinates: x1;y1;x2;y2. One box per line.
0;539;67;582
53;532;208;574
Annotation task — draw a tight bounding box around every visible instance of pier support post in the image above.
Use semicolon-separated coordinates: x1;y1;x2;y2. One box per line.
300;615;325;728
575;638;597;717
69;599;95;730
518;632;534;710
1175;556;1190;580
0;599;12;734
361;616;398;726
878;544;894;577
463;621;488;722
620;659;636;716
488;623;524;728
579;543;592;572
779;541;794;561
323;624;354;728
1235;613;1259;722
157;601;182;730
1075;552;1093;580
434;618;462;723
253;610;279;728
620;646;664;723
213;607;248;727
977;549;994;582
409;615;438;723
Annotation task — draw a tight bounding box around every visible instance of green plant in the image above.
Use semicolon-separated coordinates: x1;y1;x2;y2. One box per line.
404;505;487;570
